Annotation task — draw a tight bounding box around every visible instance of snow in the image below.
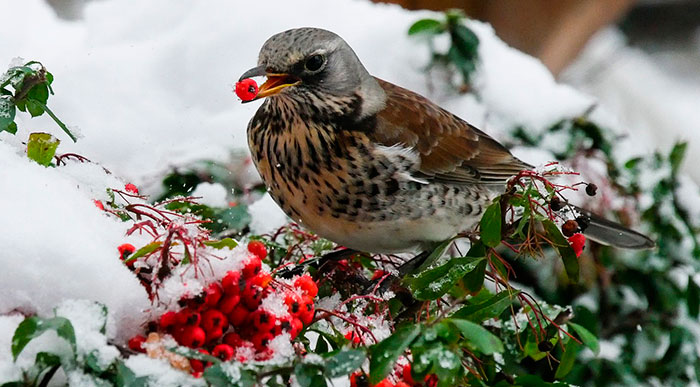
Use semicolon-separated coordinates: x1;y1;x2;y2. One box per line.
0;140;151;341
190;182;229;208
248;193;290;235
125;354;205;387
54;299;119;370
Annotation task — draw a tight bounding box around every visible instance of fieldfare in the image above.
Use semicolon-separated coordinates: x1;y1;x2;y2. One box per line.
239;27;653;255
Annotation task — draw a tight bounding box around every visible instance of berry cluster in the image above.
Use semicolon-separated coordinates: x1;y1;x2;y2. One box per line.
128;241;318;376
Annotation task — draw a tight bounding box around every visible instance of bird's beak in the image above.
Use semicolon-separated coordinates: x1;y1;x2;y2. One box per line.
239;65;301;103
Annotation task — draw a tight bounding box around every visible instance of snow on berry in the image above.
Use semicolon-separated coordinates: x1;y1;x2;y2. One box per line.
235;78;258;102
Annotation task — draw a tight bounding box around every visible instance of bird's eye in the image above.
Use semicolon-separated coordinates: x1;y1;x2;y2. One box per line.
304;54;325;72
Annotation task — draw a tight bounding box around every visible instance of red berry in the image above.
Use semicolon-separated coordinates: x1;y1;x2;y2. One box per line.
222;271;242;295
251;272;272;288
345;331;361;345
242;256;262;278
251;310;276;332
190;358;204;373
247;241;267;260
395;383;411;387
203;283;223;307
124;183;139;194
294;275;318;298
285;293;302;316
568;233;586;258
176;309;201;326
425;374;438;387
179;326;206;348
374;380;393;387
128;335;146;353
241;282;264;310
159;311;177;330
371;270;388;281
350;372;367;387
290;318;303;339
94;200;105;211
217;294;240;314
228;304;250;327
223;332;243;348
235;78;259;102
299;295;315;325
201;309;228;333
251;332;274;350
212;344;235;361
402;364;415;385
118;243;136;258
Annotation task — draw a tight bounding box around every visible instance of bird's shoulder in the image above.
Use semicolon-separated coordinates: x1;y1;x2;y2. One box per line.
368;77;530;185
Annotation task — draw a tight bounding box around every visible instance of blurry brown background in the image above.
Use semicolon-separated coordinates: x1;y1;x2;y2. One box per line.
374;0;700;76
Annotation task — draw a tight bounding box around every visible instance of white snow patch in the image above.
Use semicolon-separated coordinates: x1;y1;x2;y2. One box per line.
248;193;290;235
191;182;229;208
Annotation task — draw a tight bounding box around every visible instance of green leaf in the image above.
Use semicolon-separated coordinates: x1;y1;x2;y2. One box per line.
480;202;502;247
32;352;61;386
449;319;504;355
688;276;699;319
214;205;251;233
115;361;148;387
27;83;49;104
462;256;487;293
369;324;421;384
26;132;59;166
567;322;599;354
5;121;17;134
669;142;687;176
204;363;256;387
26;99;45;117
324;349;366;378
0;95;16;133
452;290;518;322
407;256;485;300
415;238;455;273
408;18;444;35
451;24;479;58
542;220;579;282
204;238;239;250
124;242;163;264
12;316;76;360
294;363;327;387
554;339;579;379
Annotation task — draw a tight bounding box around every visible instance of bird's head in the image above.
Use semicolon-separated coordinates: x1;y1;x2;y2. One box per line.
239;28;385;115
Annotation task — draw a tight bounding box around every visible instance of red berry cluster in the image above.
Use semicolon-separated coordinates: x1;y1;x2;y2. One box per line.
128;241;318;376
349;364;437;387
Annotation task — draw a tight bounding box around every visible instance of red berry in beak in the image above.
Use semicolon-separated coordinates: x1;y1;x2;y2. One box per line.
235;78;259;102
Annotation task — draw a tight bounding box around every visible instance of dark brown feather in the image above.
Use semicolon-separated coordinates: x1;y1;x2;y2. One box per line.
371;78;531;185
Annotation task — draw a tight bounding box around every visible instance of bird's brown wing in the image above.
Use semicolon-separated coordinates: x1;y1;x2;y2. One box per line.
370;78;531;186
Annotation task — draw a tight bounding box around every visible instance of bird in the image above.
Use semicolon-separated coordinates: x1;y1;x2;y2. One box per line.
238;27;654;258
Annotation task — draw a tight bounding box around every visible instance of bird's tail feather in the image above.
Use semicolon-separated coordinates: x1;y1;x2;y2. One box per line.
574;206;655;250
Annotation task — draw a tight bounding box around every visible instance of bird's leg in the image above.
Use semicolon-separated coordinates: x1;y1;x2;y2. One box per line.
276;248;359;279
